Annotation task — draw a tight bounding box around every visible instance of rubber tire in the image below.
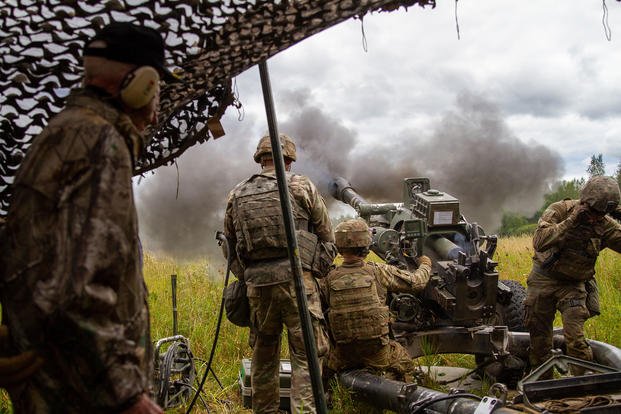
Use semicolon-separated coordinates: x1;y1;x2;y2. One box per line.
496;279;527;332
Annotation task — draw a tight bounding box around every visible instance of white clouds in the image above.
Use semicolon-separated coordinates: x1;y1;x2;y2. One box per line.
235;0;621;178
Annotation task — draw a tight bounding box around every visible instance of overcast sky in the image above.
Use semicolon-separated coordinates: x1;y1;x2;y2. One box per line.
136;1;621;259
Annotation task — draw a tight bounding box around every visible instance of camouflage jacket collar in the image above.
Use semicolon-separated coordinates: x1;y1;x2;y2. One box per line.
341;258;365;268
66;87;143;165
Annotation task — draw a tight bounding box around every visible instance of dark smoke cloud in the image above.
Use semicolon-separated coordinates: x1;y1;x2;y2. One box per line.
136;116;258;260
279;88;358;196
136;89;562;260
412;92;563;231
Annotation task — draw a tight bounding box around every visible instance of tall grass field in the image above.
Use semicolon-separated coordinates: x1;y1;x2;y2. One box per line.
2;235;620;413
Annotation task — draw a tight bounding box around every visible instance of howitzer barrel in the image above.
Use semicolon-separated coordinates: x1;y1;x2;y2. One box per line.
339;370;521;413
331;176;368;211
331;177;399;216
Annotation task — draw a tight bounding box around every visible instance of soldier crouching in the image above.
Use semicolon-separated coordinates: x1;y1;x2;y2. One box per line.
323;219;432;383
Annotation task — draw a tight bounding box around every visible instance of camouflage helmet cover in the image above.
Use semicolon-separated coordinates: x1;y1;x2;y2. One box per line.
334;218;372;248
253;133;297;163
580;175;621;213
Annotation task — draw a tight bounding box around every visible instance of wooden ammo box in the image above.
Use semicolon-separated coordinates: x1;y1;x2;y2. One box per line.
239;358;292;410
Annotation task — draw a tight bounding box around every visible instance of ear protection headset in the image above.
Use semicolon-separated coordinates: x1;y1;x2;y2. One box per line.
119;66;160;109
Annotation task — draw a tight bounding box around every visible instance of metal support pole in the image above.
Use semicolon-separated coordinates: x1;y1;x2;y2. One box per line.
258;60;327;413
171;274;178;336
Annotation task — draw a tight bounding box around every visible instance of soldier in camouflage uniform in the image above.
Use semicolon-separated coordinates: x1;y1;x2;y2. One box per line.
0;22;176;413
223;134;336;414
324;219;431;382
525;176;621;375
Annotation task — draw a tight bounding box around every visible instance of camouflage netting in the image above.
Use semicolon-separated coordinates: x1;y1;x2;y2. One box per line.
0;0;435;214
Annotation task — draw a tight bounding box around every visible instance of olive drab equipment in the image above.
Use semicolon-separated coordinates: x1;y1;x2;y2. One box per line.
580;175;621;214
231;173;309;260
253;133;297;163
334;219;372;249
327;265;389;344
585;278;600;318
230;173;320;283
223;279;250;327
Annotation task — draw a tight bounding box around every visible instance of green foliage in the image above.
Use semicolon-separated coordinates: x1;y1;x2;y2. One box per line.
587;153;606;177
538;178;584;216
498;178;585;237
498;212;531;237
615;161;621;187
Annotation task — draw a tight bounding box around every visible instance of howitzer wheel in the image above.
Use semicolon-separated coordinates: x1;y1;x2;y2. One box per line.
493;279;527;332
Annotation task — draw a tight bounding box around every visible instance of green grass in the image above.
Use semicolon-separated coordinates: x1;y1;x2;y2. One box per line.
2;236;621;413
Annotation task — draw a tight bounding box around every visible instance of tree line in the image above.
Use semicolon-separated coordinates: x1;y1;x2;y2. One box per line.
499;154;621;236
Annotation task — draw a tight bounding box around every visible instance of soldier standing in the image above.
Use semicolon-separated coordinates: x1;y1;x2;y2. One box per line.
324;219;431;382
0;22;174;413
525;176;621;375
223;134;336;414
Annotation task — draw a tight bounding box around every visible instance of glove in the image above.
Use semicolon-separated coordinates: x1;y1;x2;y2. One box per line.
0;325;44;387
416;255;432;268
569;203;591;224
610;206;621;222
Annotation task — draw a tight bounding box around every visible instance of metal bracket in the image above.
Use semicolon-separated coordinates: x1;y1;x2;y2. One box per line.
473;396;502;414
518;354;621;407
520;353;618;386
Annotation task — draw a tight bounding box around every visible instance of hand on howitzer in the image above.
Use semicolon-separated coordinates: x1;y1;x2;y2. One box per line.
0;325;44;387
416;255;432;268
121;394;163;414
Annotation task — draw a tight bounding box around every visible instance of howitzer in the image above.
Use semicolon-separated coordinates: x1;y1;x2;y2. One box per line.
330;177;621;413
332;176;517;331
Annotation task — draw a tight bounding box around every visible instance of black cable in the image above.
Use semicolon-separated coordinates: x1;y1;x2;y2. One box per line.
435;355;495;385
192;358;225;390
454;0;461;40
209;367;224;390
184;384;210;411
602;0;612;41
185;233;232;414
409;393;481;413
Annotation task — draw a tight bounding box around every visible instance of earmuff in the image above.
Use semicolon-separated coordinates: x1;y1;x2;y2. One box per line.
119;66;160;109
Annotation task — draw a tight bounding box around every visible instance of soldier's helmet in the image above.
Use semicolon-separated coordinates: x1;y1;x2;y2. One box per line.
334;218;372;249
253;133;297;163
580;176;620;214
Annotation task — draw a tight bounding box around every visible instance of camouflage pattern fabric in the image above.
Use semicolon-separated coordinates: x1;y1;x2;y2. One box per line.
224;167;335;287
247;273;329;414
0;0;437;216
0;88;151;413
224;165;335;414
327;338;415;382
324;258;430;380
229;173;310;263
526;199;621;370
525;271;592;368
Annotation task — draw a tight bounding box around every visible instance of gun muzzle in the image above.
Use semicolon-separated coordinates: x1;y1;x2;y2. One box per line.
331;177;368;210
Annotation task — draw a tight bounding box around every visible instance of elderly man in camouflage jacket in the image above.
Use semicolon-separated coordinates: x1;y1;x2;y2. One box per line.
324;219;431;382
525;176;621;376
0;22;175;413
223;134;336;414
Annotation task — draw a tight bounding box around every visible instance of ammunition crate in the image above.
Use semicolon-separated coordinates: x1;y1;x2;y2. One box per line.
239;358;291;410
413;190;460;227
